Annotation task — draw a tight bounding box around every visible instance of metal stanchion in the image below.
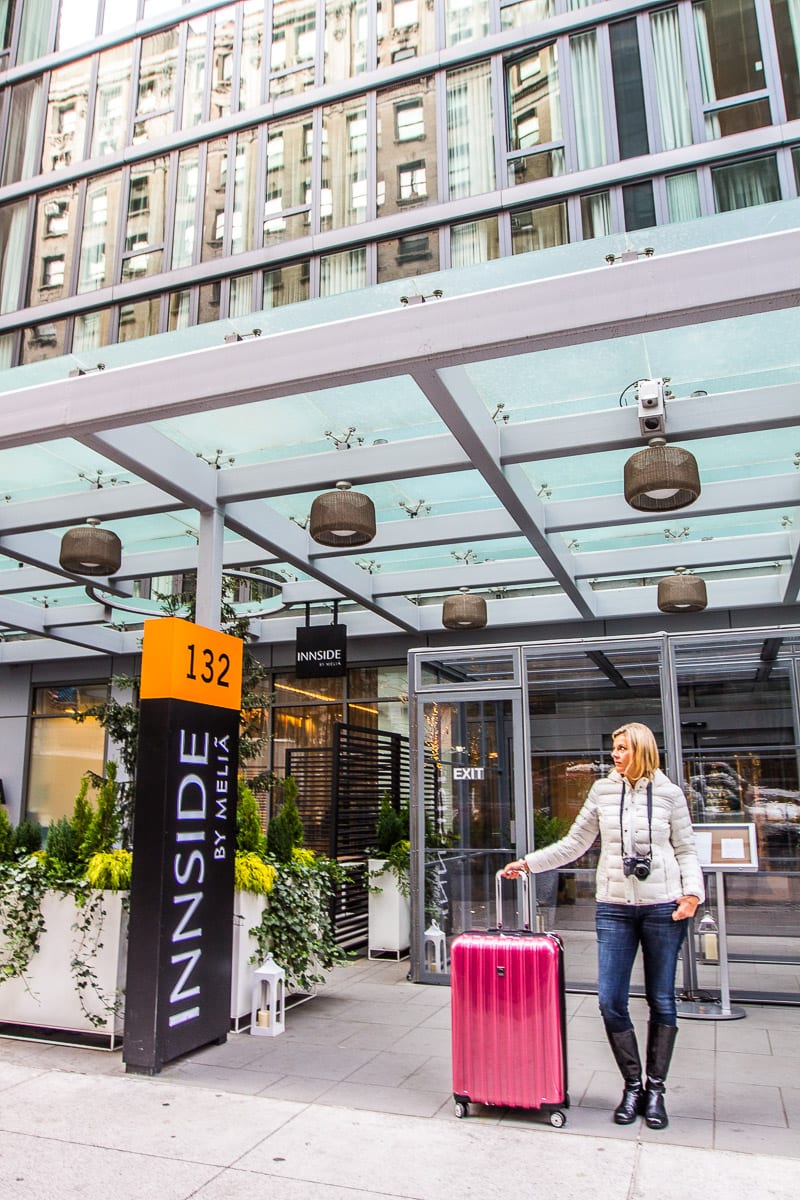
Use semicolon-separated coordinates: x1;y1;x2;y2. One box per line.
677;869;746;1021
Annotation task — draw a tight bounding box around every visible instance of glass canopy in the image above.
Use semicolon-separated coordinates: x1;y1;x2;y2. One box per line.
0;201;798;660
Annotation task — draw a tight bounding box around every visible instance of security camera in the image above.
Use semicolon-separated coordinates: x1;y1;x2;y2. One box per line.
636;378;666;436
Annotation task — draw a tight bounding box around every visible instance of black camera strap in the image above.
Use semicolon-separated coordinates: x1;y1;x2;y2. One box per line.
619;780;653;858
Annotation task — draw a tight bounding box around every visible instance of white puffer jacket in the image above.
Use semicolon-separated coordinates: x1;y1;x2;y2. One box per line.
523;768;705;906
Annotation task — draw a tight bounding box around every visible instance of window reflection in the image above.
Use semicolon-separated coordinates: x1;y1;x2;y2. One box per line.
122;158;168;282
202;137;229;261
262;261;310;307
119;297;161;342
324;0;368;83
233;128;259;254
42;58;90;173
134;28;179;143
377;228;439;282
92;44;132;159
511;201;568;254
376;0;436;67
21;319;68;364
378;78;438;218
172;148;200;269
183;18;208;127
78;173;120;293
271;0;317;96
264;113;310;244
28;182;80;306
712;155;781;211
322;98;369;229
320;246;367;294
211;3;237;122
507;46;564;185
445;0;490;48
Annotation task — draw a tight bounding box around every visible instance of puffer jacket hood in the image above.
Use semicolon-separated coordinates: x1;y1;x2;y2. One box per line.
524;767;705;905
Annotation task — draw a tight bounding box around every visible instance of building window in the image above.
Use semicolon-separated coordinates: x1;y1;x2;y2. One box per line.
26;684;108;827
506;46;563;184
711;155;781;211
447;61;495;199
128;176;149;215
622;180;656;231
693;0;770;139
42;255;66;288
398;161;427;200
510;201;568;254
395;99;425;140
610;18;648;159
397;232;431;261
45;200;69;237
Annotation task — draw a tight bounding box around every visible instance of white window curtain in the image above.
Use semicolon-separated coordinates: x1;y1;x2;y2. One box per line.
713;158;780;211
451;221;488;266
570;32;606;170
229;275;253;318
582;191;612;238
172;152;198;269
0;202;27;314
17;0;52;63
73;312;101;352
692;4;721;139
0;333;13;370
2;79;44;185
666;171;702;221
320;248;367;295
650;7;693;150
447;64;495;199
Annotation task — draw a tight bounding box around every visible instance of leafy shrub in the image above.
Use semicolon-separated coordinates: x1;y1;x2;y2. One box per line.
85;849;132;891
236;780;266;856
234;850;277;895
12;818;43;856
81;762;121;859
266;777;305;864
43;816;82;879
251;855;346;992
374;793;408;855
0;807;13;862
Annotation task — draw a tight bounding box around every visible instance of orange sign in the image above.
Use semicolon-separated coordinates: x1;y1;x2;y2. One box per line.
139;617;243;710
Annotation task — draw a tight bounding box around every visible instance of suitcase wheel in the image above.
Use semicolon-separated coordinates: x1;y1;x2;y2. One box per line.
454;1101;469;1119
549;1109;566;1128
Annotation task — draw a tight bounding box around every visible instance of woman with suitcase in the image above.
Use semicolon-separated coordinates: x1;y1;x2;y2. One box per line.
503;721;704;1130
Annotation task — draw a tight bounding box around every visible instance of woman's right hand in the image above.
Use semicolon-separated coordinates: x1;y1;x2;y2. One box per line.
501;859;529;878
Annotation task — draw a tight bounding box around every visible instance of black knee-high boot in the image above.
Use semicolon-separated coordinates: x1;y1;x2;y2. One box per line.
644;1023;677;1129
606;1028;645;1124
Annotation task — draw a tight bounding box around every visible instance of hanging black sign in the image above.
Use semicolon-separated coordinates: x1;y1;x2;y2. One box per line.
123;619;242;1076
295;622;347;678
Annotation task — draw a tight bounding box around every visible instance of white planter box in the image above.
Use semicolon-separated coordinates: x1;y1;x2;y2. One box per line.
0;889;127;1046
230;890;268;1030
368;858;410;959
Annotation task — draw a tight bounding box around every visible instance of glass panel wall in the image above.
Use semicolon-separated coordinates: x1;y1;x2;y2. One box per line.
409;631;800;1000
27;683;108;827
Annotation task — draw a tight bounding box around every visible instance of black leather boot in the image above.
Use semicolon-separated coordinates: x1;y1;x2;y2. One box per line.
606;1027;645;1124
644;1023;678;1129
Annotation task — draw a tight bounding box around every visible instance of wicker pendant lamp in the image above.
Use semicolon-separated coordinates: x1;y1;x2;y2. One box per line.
657;569;707;613
309;481;376;547
442;588;487;630
624;438;701;512
59;518;122;576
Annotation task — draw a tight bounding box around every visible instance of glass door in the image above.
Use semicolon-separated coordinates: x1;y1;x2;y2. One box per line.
524;641;667;989
412;691;526;981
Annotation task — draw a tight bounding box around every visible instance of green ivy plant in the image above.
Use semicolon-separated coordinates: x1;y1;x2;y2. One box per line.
0;856;48;986
368;793;411;895
250;853;347;993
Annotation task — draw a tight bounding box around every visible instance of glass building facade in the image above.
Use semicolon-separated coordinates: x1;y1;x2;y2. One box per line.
1;0;799;365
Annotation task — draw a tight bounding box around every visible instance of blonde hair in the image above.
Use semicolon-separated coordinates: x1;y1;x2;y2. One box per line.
612;722;660;783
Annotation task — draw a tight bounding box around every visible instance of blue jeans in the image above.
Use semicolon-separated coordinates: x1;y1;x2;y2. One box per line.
596;902;688;1033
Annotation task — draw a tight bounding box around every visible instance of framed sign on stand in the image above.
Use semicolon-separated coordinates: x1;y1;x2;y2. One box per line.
678;823;758;1021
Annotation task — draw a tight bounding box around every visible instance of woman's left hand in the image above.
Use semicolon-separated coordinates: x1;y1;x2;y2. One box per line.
672;895;700;921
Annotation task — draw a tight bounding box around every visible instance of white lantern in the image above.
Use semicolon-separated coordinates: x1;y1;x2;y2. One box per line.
250;955;286;1037
423;920;447;974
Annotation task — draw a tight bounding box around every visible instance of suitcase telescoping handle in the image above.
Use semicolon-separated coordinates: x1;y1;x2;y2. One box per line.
495;868;531;931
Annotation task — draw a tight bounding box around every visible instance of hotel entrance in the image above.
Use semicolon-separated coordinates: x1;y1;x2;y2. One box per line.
408;630;800;1005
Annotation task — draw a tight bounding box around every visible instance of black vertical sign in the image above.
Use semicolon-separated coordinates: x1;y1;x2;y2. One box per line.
123;618;243;1075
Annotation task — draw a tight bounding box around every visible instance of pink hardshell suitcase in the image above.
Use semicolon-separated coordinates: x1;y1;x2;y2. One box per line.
450;870;569;1126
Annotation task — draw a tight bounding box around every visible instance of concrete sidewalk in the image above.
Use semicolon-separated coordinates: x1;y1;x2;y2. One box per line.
0;955;798;1199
